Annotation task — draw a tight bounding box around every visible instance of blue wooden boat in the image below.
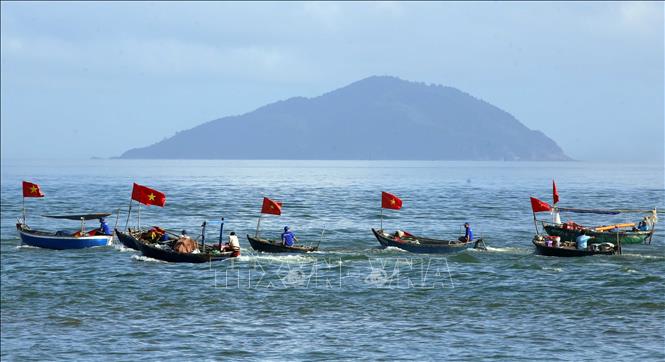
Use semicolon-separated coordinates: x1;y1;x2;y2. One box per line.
371;228;484;254
16;213;113;250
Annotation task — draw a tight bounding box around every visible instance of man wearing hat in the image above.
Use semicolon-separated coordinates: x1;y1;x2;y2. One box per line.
281;226;298;247
98;218;112;235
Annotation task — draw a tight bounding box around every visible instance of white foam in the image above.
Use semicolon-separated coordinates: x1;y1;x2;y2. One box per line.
131;255;166;263
482;246;528;254
240;253;317;264
114;244;137;252
382;246;408;253
621;253;665;260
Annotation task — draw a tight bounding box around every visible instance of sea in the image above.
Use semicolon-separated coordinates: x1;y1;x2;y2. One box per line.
1;159;664;361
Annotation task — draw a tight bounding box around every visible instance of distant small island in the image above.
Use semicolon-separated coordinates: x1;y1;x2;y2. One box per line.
119;76;570;161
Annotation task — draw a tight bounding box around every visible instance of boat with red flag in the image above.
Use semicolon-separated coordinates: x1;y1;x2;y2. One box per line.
371;191;486;253
371;228;484;254
116;220;238;263
247;197;322;253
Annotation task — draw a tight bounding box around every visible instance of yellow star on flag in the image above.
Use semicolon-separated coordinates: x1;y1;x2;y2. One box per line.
30;185;38;194
148;193;156;201
390;199;396;205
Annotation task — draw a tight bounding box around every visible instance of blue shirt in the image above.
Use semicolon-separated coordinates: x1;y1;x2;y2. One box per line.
465;227;473;241
281;231;295;246
576;235;591;250
99;222;111;235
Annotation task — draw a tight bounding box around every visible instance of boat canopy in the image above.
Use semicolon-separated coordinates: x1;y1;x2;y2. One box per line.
42;213;111;221
557;207;621;215
557;207;659;215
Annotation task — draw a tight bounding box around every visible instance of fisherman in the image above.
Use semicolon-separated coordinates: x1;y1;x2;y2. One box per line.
281;226;297;247
98;217;112;235
576;230;593;250
637;217;649;231
221;231;241;257
458;223;473;243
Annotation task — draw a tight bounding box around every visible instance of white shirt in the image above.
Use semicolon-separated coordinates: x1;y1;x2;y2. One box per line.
228;235;240;250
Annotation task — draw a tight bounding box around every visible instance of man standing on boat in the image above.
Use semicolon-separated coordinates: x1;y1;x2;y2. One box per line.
459;223;473;243
281;226;298;247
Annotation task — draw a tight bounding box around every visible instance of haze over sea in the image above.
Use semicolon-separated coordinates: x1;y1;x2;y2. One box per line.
1;159;664;360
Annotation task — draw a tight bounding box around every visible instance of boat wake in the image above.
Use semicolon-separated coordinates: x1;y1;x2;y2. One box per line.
379;246;408;253
620;253;665;260
131;255;165;263
114;244;137;252
478;246;529;254
240;253;317;264
15;245;39;249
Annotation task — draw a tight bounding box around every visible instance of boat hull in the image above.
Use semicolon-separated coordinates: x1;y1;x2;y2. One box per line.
543;224;650;245
17;225;112;250
532;239;616;257
371;228;474;254
246;235;317;253
115;228;142;250
116;230;233;263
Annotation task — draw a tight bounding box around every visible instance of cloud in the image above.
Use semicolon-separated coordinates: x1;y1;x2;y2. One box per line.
618;1;663;32
1;34;315;82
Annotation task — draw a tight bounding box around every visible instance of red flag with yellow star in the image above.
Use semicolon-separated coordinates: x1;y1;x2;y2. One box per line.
261;197;282;215
22;181;45;198
131;183;166;207
381;191;402;210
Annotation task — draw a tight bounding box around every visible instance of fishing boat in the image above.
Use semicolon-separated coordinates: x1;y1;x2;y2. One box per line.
16;213;114;250
248;196;323;253
532;235;617;257
542;221;653;245
371;228;484;254
246;234;318;253
530;189;658;245
116;229;235;263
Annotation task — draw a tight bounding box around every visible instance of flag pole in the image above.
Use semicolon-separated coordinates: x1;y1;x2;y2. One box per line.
137;203;141;230
533;211;539;234
22;196;26;225
255;214;262;238
124;199;133;231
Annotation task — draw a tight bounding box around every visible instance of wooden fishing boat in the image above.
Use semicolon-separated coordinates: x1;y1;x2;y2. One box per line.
116;230;234;263
532;236;617;257
542;222;652;245
371;228;484;254
16;213;114;250
246;234;318;253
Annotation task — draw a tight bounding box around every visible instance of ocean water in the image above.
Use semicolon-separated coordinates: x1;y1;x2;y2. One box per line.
1;159;664;361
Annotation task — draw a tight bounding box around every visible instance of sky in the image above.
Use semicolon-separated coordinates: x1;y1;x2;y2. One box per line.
1;1;663;162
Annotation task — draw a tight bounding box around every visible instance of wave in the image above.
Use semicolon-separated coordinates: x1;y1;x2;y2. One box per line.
130;255;166;263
